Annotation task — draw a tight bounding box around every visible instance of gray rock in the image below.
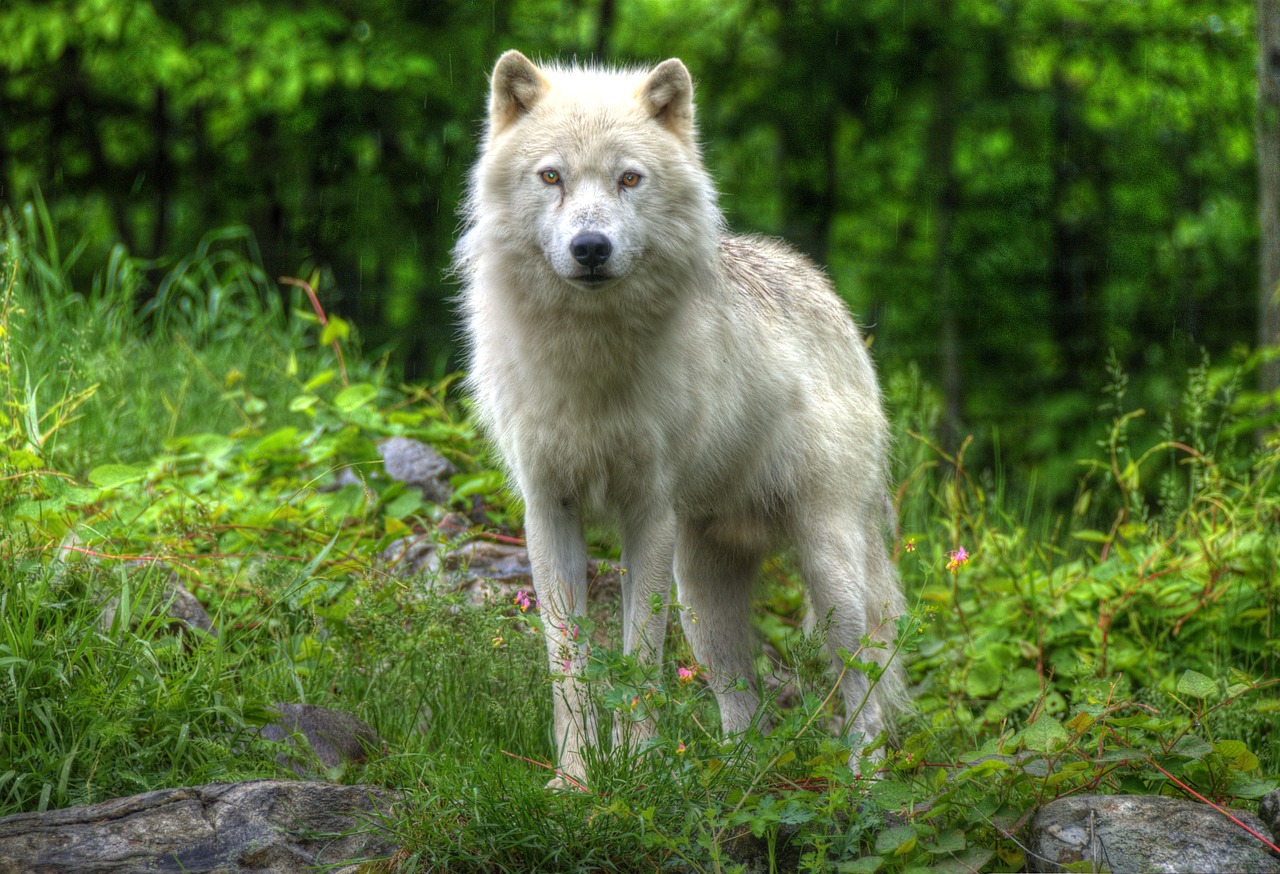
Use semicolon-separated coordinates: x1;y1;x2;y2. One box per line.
379;436;456;503
381;531;442;578
256;703;382;776
1262;788;1280;841
101;565;216;638
445;540;533;582
1029;793;1280;873
0;780;400;873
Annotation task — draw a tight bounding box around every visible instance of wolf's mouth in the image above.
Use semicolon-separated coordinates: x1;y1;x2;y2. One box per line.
574;272;613;286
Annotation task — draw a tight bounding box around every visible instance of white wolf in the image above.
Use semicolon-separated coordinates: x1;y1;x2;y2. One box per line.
456;50;906;788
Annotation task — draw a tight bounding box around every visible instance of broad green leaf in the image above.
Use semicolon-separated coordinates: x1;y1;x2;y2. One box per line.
924;829;966;854
930;848;996;874
1023;715;1069;752
837;857;883;873
870;779;915;811
1214;740;1259;771
1170;735;1214;760
252;427;300;456
304;369;337;392
874;825;917;856
334;382;378;411
1227;774;1278;799
965;661;1002;697
5;448;42;470
383;489;424;519
88;464;147;488
319;316;350;345
1176;669;1216;699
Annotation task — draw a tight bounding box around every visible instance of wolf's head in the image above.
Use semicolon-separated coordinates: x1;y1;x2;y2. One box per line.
460;51;720;300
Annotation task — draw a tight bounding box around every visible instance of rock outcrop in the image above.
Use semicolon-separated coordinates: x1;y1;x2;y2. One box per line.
0;780;400;874
1028;793;1280;873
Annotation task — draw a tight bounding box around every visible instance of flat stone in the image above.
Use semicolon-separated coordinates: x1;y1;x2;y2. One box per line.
256;703;382;776
379;436;455;502
1028;794;1280;873
0;780;400;874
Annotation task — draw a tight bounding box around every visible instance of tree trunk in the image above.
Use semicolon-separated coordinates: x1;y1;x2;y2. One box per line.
1050;69;1102;386
151;86;171;258
593;0;615;59
1259;0;1280;395
925;4;962;449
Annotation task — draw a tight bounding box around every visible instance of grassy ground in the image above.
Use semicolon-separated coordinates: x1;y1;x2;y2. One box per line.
2;207;1278;872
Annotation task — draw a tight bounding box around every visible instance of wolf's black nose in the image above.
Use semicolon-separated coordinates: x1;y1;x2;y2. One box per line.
570;232;612;268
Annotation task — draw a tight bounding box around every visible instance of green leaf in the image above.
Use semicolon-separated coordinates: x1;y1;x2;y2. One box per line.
874;825;917;856
383;489;424;519
1227;774;1278;799
187;433;234;460
5;448;42;470
929;848;996;874
88;464;148;488
452;471;505;501
778;800;815;826
1023;715;1069;752
870;779;915;811
252;427;300;456
1176;669;1216;699
304;369;337;392
1170;735;1214;760
319;316;350;346
838;857;883;874
924;829;966;854
1214;740;1259;771
965;661;1002;697
334;382;378;411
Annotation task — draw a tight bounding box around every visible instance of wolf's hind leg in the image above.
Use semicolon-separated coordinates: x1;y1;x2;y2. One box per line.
792;512;890;760
674;520;765;736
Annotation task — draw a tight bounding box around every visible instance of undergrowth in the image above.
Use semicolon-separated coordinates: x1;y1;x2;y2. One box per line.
1;208;1277;872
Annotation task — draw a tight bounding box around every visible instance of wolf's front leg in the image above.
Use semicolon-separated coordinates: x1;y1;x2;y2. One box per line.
614;502;676;752
524;494;594;789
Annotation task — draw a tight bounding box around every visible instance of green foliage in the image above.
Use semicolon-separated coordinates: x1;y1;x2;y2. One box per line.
2;219;1278;872
0;0;1266;497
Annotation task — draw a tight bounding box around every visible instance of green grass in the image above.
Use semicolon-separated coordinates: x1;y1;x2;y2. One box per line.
1;205;1278;872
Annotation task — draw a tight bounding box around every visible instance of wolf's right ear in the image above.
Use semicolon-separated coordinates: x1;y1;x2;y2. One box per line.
639;59;694;144
489;51;549;136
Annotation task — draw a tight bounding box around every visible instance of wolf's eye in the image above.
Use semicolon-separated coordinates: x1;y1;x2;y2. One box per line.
620;171;642;189
540;169;561;185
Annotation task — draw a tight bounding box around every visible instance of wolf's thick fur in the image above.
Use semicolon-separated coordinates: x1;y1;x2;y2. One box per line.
456;51;906;786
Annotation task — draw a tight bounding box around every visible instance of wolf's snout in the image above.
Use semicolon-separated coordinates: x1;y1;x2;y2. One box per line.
570;232;612;268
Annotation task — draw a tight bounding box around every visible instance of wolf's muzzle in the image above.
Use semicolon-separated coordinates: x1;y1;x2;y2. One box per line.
570;232;612;268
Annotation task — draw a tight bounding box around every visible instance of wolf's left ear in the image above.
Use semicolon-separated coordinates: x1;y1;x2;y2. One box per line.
639;59;694;143
489;50;549;136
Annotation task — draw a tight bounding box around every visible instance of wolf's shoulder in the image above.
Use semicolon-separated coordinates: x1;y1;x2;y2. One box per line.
717;234;849;322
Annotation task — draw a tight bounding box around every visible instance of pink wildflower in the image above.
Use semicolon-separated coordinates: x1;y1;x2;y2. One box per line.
946;546;970;573
514;590;532;612
677;666;697;683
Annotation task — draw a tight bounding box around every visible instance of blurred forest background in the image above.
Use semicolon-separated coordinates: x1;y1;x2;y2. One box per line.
1;0;1275;498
